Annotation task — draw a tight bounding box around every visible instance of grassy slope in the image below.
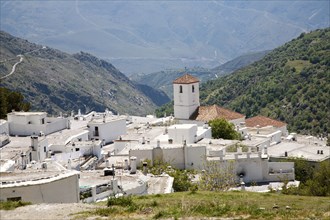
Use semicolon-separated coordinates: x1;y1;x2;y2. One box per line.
74;191;330;219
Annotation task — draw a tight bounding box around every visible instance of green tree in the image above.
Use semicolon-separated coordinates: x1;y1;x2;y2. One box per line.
0;87;30;119
199;159;236;191
303;161;330;196
155;101;173;118
170;170;192;192
283;157;315;184
209;118;241;140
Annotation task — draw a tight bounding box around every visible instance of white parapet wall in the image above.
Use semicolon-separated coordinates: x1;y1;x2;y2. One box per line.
0;171;80;203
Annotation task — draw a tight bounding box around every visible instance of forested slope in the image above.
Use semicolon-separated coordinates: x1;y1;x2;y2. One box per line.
200;28;330;135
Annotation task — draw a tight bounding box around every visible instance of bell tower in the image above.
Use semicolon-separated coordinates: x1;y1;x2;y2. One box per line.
173;74;200;119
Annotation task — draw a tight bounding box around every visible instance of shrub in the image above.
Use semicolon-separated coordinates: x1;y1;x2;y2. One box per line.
0;201;31;210
107;195;133;207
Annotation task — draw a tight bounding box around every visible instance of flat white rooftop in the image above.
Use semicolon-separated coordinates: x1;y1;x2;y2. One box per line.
168;124;196;129
268;141;329;162
8;112;46;116
246;126;282;136
0;170;78;188
241;137;269;147
198;138;239;146
0;136;34;160
88;115;126;124
47;127;88;145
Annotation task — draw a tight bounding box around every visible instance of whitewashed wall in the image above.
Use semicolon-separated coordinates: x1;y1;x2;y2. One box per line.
88;119;126;144
8;118;68;136
168;125;197;144
0;120;9;134
0;173;79;203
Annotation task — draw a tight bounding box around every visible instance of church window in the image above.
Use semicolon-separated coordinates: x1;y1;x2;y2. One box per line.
192;85;195;93
179;85;183;93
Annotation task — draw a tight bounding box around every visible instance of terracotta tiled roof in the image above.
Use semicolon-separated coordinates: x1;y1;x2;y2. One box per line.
245;115;287;128
173;74;200;84
193;105;245;122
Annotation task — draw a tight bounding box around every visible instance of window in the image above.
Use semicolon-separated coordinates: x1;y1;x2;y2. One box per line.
41;118;45;124
179;85;183;93
44;146;46;152
7;197;22;201
95;127;99;136
192;85;195;93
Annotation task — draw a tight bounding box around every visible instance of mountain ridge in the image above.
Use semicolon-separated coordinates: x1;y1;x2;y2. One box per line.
1;1;328;74
0;31;168;116
132;50;270;99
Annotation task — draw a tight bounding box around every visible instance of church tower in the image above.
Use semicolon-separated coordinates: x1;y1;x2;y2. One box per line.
173;74;200;119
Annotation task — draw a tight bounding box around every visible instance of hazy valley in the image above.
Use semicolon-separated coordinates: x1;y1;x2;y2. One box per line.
1;1;328;74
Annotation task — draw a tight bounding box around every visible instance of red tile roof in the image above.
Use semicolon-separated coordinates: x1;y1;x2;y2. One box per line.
173;74;200;84
193;105;245;121
245;115;287;128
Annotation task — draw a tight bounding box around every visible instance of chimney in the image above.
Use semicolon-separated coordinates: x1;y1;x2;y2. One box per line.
67;159;72;170
124;159;128;170
143;162;148;175
264;146;268;155
130;156;137;174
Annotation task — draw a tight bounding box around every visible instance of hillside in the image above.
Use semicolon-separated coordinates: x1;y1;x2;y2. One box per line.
1;191;329;219
1;1;328;74
0;31;168;116
133;51;269;99
200;28;330;135
211;50;271;76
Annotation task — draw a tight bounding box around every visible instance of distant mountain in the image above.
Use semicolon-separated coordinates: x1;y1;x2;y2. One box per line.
132;67;215;100
0;31;168;116
134;84;170;106
1;1;328;74
212;50;271;76
200;28;330;135
132;51;269;99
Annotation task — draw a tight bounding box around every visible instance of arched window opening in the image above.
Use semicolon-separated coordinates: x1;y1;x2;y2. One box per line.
179;85;183;93
192;85;195;93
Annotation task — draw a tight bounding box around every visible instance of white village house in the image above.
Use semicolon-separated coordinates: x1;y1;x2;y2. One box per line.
1;73;327;203
7;111;70;136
